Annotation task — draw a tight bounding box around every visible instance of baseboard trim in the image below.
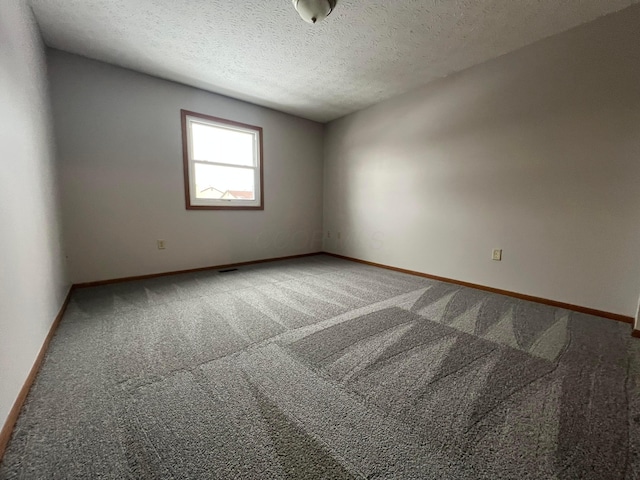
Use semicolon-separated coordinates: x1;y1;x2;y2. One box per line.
74;252;324;288
0;286;73;463
324;252;634;324
632;330;640;339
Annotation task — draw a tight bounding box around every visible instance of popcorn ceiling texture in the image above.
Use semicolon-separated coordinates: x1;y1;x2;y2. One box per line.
29;0;639;122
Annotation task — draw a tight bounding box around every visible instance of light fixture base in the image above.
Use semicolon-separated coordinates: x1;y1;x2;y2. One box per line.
292;0;337;24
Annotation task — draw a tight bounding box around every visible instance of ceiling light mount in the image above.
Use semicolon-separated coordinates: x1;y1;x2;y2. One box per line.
292;0;337;24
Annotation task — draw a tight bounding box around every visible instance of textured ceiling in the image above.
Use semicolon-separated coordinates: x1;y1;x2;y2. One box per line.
29;0;639;122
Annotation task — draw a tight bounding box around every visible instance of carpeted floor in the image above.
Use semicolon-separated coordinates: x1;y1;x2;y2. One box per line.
1;254;639;479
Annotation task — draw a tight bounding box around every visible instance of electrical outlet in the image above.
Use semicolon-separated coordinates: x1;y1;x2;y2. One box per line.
327;231;331;239
157;240;166;250
492;249;502;261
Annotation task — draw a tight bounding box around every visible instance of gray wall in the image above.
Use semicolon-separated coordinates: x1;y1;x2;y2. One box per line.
48;50;325;283
323;6;640;318
0;1;69;430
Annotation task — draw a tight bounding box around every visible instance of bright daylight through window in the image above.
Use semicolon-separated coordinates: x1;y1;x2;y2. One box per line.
181;110;263;210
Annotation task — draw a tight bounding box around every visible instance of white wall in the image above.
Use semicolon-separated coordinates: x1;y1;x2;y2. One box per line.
48;50;325;283
0;1;69;431
324;5;640;318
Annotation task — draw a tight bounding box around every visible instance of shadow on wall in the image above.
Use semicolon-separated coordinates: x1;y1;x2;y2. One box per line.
326;2;640;245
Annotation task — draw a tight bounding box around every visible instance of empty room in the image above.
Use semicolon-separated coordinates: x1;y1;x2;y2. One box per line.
2;0;640;478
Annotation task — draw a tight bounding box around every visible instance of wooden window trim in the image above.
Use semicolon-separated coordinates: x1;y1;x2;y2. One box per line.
181;109;264;210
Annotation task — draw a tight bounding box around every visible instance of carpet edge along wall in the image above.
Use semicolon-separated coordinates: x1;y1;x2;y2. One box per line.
73;251;640;322
74;250;634;324
74;253;325;288
0;287;73;462
323;253;635;325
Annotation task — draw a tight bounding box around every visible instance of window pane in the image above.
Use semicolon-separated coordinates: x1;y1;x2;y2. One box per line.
191;122;255;166
194;163;256;200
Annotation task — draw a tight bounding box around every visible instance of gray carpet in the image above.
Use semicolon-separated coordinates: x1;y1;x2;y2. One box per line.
1;254;639;479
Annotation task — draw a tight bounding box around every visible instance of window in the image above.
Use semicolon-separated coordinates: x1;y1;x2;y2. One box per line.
181;109;263;210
